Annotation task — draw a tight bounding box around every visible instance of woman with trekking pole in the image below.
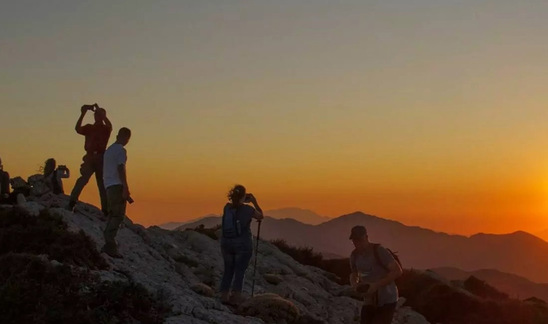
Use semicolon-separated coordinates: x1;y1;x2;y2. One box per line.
219;184;263;305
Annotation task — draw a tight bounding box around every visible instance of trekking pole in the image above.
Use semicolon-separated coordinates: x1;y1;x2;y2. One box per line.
251;220;262;297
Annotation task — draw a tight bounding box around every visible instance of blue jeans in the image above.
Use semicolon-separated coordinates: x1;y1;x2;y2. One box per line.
220;237;253;294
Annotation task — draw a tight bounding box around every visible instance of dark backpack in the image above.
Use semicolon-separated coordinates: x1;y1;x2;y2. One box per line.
222;205;242;238
372;243;402;272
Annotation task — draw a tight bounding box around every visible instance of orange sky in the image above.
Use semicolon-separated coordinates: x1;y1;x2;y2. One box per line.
2;1;548;235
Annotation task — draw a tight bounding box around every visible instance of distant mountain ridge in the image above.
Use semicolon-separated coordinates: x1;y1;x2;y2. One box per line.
431;267;548;303
178;211;548;283
536;228;548;242
161;207;329;229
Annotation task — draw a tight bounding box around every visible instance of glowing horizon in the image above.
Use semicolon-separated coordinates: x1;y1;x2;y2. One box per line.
2;1;548;236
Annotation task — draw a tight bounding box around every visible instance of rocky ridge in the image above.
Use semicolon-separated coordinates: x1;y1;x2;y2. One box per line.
4;193;429;324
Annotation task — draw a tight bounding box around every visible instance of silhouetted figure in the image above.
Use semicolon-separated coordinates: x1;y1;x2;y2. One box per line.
68;104;112;214
101;127;132;258
220;185;264;305
0;157;10;203
349;225;403;324
43;158;70;195
0;157;27;205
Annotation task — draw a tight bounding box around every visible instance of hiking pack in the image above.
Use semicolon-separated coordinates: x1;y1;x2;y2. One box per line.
373;244;402;272
222;205;242;238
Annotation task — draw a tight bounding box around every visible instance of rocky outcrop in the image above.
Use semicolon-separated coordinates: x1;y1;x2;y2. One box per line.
3;195;429;324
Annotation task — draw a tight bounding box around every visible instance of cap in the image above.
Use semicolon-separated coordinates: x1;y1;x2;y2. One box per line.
349;225;367;240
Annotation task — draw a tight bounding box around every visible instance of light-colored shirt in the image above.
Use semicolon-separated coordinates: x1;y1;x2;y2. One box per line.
350;244;399;306
103;143;127;189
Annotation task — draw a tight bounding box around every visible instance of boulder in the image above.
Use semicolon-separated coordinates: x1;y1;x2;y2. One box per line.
191;283;215;298
238;293;300;324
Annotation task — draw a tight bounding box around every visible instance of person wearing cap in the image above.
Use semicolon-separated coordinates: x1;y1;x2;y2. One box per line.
349;225;403;324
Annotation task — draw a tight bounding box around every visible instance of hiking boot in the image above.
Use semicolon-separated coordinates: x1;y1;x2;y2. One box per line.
228;292;247;306
66;200;76;212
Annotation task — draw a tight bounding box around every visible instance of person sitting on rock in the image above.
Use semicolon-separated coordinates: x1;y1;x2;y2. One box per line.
349;225;403;324
220;184;263;305
43;158;70;195
0;157;27;205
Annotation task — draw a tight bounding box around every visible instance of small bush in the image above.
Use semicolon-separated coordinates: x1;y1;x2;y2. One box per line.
186;224;221;240
0;207;107;270
0;253;171;324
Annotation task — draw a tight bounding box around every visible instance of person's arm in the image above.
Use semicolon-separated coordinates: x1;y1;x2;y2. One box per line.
248;194;263;220
349;253;359;288
118;163;130;200
103;111;112;131
75;105;90;134
366;249;403;295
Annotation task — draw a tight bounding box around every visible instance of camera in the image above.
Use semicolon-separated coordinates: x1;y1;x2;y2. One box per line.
244;194;252;203
58;165;67;170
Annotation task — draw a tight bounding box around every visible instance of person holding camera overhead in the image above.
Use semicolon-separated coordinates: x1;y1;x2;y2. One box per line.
67;104;112;215
43;158;70;195
220;184;264;305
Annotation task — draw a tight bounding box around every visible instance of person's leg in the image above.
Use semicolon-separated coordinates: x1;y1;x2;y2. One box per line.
102;185;126;257
220;242;236;302
68;155;94;209
370;303;397;324
231;239;253;299
361;305;377;324
94;153;108;214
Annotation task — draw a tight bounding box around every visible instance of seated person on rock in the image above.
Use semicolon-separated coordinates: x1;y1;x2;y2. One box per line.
0;157;27;205
43;158;70;195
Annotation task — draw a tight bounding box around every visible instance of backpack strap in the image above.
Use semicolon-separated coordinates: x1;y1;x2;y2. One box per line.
372;244;390;272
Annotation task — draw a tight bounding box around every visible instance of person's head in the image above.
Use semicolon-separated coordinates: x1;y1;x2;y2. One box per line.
227;184;246;206
116;127;132;146
94;108;106;124
349;225;369;249
43;158;56;177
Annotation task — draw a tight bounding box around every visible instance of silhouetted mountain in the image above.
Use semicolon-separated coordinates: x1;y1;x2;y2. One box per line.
536;228;548;243
158;214;219;230
179;211;548;283
263;207;330;225
432;267;548;303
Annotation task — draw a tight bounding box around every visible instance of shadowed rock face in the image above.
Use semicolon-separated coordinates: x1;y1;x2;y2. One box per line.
2;195;429;324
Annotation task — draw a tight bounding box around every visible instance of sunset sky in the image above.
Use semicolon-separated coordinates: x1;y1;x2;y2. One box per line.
2;1;548;235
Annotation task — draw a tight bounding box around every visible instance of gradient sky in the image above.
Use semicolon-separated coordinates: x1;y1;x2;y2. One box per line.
2;0;548;235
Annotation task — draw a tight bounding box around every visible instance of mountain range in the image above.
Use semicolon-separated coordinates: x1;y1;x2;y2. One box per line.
159;207;329;229
431;267;548;303
177;211;548;283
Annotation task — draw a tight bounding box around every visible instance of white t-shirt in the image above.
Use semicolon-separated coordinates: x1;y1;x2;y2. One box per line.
103;143;127;189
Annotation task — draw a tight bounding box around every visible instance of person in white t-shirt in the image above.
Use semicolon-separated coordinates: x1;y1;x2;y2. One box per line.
101;127;132;258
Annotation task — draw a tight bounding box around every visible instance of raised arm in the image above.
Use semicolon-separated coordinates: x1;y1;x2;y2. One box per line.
248;194;264;220
75;105;90;134
103;112;113;131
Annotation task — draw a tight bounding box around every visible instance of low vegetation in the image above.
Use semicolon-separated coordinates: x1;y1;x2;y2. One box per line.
0;207;171;324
